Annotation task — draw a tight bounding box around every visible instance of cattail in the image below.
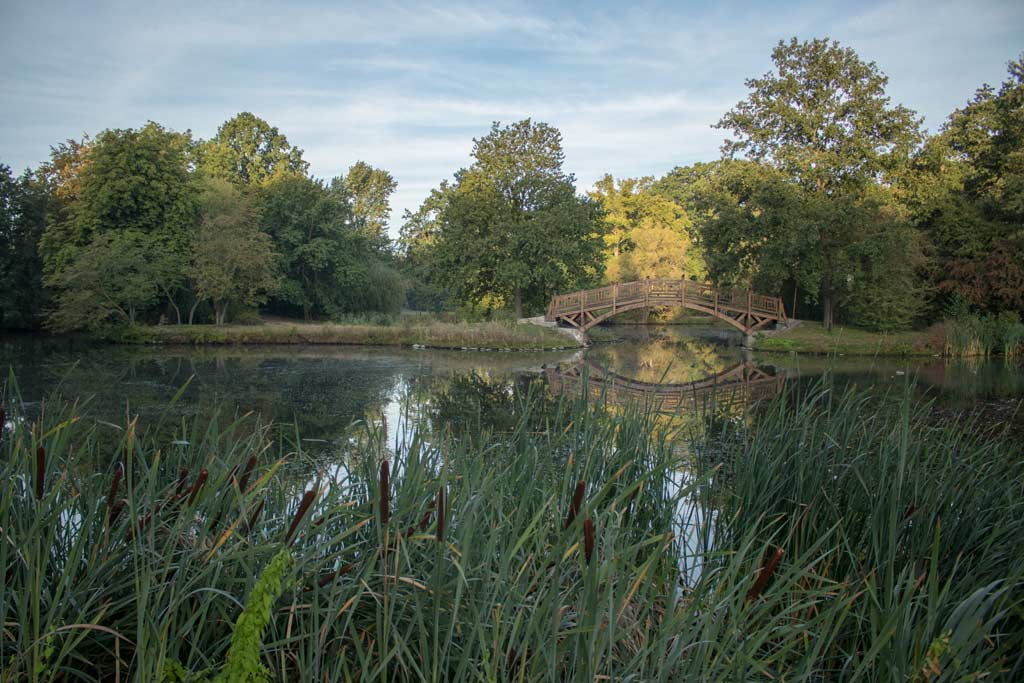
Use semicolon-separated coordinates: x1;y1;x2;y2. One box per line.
128;503;162;541
175;468;190;496
245;500;265;533
583;518;595;564
436;486;445;543
313;563;355;589
379;460;390;526
565;480;586;529
238;455;258;492
108;499;126;527
186;468;209;506
35;446;45;501
285;486;319;546
106;463;123;521
746;547;785;602
418;508;433;531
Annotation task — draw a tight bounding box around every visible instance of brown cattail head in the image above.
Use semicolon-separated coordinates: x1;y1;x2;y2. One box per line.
238;455;258;492
746;547;785;602
108;499;126;527
565;480;586;529
175;468;190;496
436;486;446;543
106;463;123;518
583;518;595;564
186;468;209;506
35;446;45;501
379;460;390;526
285;486;319;546
245;499;266;533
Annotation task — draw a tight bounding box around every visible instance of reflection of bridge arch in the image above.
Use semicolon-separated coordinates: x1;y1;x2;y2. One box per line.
546;279;787;334
544;359;785;413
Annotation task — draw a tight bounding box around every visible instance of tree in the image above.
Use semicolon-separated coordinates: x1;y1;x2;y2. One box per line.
399;181;454;311
45;231;162;331
901;56;1024;315
433;120;605;318
190;179;279;325
39;123;199;328
717;38;922;330
260;174;400;319
342;161;397;249
588;174;704;282
200;112;308;186
662;160;817;315
0;165;53;329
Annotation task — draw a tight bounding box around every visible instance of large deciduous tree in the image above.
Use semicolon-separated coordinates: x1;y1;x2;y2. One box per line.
588;174;704;283
399;181;455;311
717;37;922;330
902;56;1024;315
260;174;403;319
40;123;199;329
200;112;309;186
433;120;604;318
190;179;279;325
343;161;397;249
46;231;162;331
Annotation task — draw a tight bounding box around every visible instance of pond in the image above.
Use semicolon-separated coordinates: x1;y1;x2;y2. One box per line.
3;323;1023;447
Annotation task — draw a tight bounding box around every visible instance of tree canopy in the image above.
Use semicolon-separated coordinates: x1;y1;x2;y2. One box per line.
715;37;924;329
431;119;604;318
200;112;309;186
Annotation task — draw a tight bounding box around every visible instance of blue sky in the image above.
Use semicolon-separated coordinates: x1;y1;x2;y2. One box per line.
2;0;1022;234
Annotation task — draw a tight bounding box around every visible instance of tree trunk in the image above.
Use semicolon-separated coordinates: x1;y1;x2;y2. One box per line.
822;272;833;332
792;281;799;320
303;303;310;322
214;302;227;326
188;300;200;325
514;287;523;319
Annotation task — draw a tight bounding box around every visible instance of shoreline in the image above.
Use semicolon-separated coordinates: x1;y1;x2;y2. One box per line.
113;319;585;352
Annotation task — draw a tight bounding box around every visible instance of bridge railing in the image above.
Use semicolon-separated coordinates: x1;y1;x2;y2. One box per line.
547;279;786;320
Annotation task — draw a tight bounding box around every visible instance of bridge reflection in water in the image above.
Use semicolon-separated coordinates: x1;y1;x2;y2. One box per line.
544;358;786;414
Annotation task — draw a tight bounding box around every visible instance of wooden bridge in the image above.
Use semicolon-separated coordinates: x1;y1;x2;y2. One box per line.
544;359;785;414
546;279;787;335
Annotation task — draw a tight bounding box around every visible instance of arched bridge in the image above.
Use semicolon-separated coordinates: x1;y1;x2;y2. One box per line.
544;359;785;414
546;279;787;335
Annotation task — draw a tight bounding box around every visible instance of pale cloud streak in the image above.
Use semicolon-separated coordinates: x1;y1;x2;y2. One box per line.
1;0;1022;234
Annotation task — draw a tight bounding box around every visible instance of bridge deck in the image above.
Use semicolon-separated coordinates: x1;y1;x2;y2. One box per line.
546;279;787;334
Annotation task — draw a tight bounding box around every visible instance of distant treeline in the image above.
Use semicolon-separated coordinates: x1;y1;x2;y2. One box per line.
1;38;1022;332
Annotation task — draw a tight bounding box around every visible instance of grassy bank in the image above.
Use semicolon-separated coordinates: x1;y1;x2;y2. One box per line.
120;318;581;351
3;378;1022;680
754;320;939;355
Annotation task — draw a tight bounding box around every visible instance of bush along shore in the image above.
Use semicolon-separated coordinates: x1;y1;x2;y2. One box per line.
3;376;1023;681
114;318;582;351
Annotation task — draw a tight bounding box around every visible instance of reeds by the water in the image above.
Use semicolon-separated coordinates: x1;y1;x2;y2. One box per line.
942;312;1024;359
2;375;1022;681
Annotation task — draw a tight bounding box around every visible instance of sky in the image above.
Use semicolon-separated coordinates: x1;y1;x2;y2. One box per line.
1;0;1022;236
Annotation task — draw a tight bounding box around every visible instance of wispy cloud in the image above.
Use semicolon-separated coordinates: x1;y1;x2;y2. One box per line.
2;0;1022;233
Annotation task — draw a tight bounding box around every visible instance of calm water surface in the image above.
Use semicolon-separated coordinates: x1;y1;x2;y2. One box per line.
3;324;1023;445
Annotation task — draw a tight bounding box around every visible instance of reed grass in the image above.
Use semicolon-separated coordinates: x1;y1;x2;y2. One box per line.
943;312;1024;360
2;373;1022;681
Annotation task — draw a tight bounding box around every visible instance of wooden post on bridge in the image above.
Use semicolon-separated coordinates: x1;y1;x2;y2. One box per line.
612;283;618;314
